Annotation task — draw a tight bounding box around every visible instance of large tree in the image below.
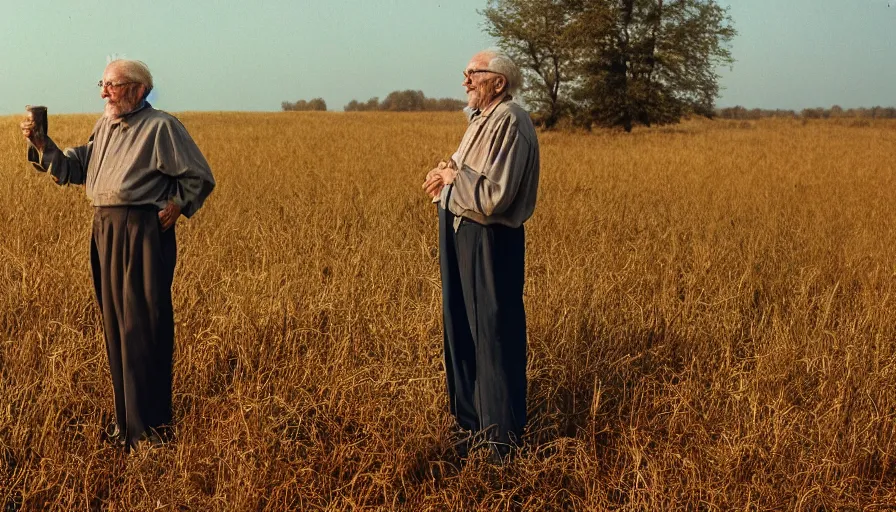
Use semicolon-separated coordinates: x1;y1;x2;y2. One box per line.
483;0;735;131
482;0;582;129
578;0;736;131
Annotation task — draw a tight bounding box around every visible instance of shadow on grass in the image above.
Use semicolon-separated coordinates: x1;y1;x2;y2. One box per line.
525;324;690;451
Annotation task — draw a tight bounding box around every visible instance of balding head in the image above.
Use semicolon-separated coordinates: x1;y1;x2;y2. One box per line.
474;50;522;97
105;59;153;101
463;50;523;111
101;59;153;118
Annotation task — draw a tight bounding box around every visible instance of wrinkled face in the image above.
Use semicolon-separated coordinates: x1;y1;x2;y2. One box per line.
100;63;145;119
462;53;505;110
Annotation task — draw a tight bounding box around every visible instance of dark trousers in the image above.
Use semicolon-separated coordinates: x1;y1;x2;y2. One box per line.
439;207;527;448
90;206;177;447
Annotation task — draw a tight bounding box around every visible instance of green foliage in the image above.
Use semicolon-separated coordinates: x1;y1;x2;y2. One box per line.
343;97;381;112
281;98;328;111
715;106;896;120
343;91;466;112
483;0;736;131
482;0;581;129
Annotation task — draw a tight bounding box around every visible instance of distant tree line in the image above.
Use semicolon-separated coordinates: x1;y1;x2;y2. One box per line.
344;90;467;112
282;98;327;111
717;105;896;120
281;96;896;122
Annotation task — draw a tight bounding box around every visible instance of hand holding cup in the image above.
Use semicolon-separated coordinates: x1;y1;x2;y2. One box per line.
22;105;47;151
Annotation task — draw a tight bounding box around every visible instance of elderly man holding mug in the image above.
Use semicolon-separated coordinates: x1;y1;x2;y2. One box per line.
20;59;215;450
423;50;540;464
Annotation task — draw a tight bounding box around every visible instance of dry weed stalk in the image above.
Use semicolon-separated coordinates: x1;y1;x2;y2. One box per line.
0;113;894;510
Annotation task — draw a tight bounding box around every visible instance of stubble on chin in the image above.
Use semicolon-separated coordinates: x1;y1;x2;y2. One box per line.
466;91;478;109
103;103;120;119
104;98;138;119
104;87;142;119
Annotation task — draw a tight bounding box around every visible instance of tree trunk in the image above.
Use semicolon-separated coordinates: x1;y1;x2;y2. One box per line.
547;54;562;128
642;0;662;127
620;0;634;132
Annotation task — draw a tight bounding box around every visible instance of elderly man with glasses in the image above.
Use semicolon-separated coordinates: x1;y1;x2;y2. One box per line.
20;59;215;450
423;50;540;464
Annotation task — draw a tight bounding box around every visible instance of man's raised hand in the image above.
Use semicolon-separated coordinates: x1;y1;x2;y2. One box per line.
20;118;44;151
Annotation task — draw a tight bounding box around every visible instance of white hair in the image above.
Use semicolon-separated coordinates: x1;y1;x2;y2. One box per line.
483;51;523;96
107;59;153;100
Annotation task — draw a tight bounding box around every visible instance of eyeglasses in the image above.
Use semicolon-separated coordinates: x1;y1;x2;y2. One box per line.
463;68;499;80
97;80;135;90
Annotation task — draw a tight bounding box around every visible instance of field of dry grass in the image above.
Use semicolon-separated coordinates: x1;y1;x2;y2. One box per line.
1;112;895;510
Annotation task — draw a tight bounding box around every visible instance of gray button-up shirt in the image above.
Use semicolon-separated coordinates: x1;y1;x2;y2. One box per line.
437;96;540;230
28;103;215;218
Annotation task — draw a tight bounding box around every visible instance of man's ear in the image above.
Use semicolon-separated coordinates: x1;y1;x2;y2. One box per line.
496;77;507;94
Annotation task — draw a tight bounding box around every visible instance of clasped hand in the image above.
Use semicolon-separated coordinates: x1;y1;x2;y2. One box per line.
423;161;457;199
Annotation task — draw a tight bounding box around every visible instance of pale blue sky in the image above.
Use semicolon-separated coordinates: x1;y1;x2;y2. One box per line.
0;0;893;114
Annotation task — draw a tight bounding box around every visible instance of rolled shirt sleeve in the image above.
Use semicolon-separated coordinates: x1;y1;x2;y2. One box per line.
28;135;93;186
151;118;216;218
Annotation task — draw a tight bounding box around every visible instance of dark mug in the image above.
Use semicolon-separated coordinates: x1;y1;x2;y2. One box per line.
26;105;48;145
25;105;48;171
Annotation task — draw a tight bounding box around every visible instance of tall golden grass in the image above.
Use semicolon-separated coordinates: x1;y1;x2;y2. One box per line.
0;112;895;510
